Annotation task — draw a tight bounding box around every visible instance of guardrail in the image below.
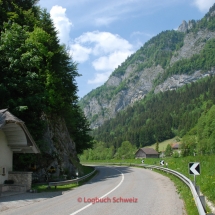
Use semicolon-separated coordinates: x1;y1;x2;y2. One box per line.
48;168;96;189
141;164;207;215
108;163;213;215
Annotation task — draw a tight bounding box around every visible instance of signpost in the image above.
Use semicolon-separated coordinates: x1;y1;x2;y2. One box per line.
189;162;200;185
160;160;165;166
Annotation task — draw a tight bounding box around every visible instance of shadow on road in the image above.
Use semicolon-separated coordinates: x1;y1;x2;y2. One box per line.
0;166;134;206
0;191;62;203
85;165;134;184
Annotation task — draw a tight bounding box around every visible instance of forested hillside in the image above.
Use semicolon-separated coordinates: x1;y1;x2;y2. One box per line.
79;3;215;129
80;75;215;160
0;0;92;173
92;75;215;145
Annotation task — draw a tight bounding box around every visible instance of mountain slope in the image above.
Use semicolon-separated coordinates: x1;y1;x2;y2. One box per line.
92;76;215;149
79;4;215;129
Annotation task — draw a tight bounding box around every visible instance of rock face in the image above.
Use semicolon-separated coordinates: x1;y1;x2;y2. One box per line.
80;7;215;129
81;65;163;128
177;20;196;33
38;114;81;180
154;69;215;93
170;30;215;65
178;20;188;33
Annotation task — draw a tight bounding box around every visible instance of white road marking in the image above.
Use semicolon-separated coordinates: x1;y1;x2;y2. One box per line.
70;167;124;215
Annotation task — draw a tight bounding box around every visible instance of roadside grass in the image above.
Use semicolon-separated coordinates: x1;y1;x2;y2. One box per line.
32;165;96;193
81;165;95;175
31;183;77;192
82;155;215;214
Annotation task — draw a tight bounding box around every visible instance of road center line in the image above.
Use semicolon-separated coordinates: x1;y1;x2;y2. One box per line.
70;167;124;215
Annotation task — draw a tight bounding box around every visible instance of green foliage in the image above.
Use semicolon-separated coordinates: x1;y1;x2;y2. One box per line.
172;151;180;158
79;30;185;111
115;141;136;159
92;76;215;154
138;30;185;69
80;140;136;161
0;1;92;162
190;4;215;32
195;105;215;155
155;141;159;152
165;144;173;156
179;104;215;156
80;141;114;161
80;4;215;158
80;5;215;129
63;105;93;154
181;134;197;157
155;38;215;86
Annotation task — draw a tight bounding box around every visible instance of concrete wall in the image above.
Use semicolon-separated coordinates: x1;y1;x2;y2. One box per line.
0;130;13;184
8;172;32;190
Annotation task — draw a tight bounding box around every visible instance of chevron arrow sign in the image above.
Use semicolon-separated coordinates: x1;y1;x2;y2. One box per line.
189;162;200;175
160;160;165;166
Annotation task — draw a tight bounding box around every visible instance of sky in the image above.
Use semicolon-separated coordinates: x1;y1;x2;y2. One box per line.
38;0;215;98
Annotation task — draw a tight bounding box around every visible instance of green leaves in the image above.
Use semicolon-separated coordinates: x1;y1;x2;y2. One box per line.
0;1;92;156
92;76;215;154
115;141;136;159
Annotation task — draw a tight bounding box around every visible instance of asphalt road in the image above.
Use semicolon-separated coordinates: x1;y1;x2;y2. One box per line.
0;166;186;215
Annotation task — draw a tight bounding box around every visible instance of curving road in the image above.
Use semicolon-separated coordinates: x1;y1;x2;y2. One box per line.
0;166;186;215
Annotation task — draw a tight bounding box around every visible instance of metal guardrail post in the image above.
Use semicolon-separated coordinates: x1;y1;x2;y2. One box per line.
199;196;206;211
195;185;200;196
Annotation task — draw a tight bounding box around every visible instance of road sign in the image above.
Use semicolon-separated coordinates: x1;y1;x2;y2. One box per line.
160;160;165;166
189;162;200;175
141;160;144;164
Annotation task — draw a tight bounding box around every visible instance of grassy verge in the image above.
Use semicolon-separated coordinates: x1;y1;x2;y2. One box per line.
32;165;97;193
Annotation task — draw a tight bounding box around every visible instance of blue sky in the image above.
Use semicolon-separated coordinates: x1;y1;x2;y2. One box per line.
38;0;215;98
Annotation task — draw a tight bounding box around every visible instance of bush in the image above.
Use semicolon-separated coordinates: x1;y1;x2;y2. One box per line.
172;151;180;158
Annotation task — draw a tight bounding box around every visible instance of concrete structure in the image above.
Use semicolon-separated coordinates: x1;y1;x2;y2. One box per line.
0;109;40;193
135;147;159;158
0;130;12;184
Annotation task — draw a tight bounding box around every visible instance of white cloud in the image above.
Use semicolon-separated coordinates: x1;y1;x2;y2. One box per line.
50;5;72;45
92;51;133;71
74;31;133;55
70;31;133;61
192;0;215;12
69;31;134;84
88;72;111;84
70;44;92;63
